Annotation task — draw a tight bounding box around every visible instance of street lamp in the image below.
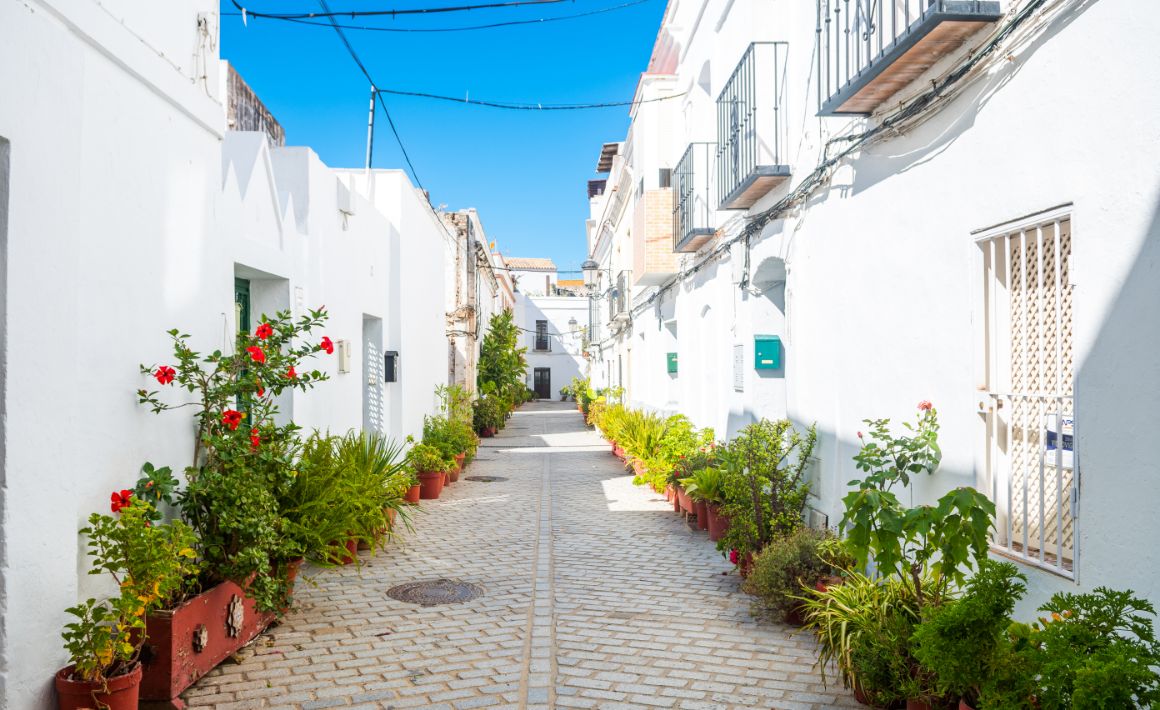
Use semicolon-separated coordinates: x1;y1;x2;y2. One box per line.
581;258;601;289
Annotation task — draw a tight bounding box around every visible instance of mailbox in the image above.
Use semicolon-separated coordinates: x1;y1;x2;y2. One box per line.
754;335;781;370
666;352;679;374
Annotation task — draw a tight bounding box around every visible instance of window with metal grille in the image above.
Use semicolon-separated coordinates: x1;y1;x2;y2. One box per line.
977;206;1077;578
534;320;551;351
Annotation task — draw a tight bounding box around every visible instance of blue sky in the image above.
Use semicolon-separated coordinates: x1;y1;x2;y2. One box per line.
220;0;667;272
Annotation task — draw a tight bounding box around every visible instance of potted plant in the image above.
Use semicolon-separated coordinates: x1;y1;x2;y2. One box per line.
715;419;818;572
134;310;333;702
684;466;726;538
408;442;450;500
741;528;854;625
57;498;198;710
911;560;1028;709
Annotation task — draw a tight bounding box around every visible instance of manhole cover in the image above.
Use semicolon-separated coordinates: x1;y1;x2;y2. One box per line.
464;475;508;482
387;579;484;607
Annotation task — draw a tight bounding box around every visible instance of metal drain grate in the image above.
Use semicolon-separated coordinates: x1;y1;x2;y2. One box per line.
464;475;508;482
386;579;484;607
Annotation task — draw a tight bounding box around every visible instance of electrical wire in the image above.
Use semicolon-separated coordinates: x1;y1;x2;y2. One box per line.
312;0;425;190
223;0;654;33
228;0;567;20
628;0;1054;319
374;86;687;111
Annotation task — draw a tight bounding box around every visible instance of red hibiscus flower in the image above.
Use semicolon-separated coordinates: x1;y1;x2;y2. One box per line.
222;409;243;431
154;366;176;385
110;489;133;513
320;336;334;355
729;549;740;565
250;427;261;450
255;323;274;340
918;400;933;411
255;380;265;397
285;366;297;380
246;346;266;364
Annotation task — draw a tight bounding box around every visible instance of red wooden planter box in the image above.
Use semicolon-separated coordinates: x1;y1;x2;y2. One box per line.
138;579;279;703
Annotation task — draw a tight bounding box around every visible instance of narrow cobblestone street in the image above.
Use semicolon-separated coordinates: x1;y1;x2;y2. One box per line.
184;401;859;710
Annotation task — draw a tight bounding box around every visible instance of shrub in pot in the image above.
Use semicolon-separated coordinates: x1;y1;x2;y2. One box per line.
911;560;1028;708
57;498;198;710
741;528;853;624
473;394;505;436
138;308;332;613
715;419;817;566
408;442;450;500
979;587;1160;709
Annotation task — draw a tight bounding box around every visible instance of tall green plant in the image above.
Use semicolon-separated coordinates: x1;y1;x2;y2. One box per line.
138;308;332;611
842;402;995;608
717;419;818;559
478;310;527;409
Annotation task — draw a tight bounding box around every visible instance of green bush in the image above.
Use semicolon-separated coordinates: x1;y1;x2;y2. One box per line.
912;560;1027;705
682;465;725;505
742;527;847;622
408;442;451;473
473;394;505;433
716;419;817;560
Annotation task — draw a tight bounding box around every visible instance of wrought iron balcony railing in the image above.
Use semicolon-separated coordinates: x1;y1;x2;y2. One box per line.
717;42;791;210
817;0;1001;116
673;142;717;253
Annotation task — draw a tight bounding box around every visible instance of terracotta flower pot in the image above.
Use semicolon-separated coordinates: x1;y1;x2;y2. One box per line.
676;487;693;515
906;700;932;710
784;604;808;626
694;499;709;531
453;452;466;477
56;663;142;710
339;538;359;565
706;503;730;542
815;575;844;594
959;701;976;710
632;460;645;477
138;578;278;701
443;471;450;487
404;484;421;503
417;469;445;499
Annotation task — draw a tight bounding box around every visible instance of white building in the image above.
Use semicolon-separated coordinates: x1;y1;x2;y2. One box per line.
516;291;589;400
442;209;513;394
583;0;1160;616
506;257;559;296
0;4;450;704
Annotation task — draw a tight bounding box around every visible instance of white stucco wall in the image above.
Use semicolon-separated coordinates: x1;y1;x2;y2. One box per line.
0;2;223;704
516;294;589;399
591;0;1160;615
0;4;451;701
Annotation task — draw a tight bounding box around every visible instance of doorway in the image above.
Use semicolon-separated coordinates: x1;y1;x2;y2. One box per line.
533;367;551;400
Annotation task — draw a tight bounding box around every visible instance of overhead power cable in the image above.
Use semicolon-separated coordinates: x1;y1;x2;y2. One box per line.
223;0;653;33
228;0;566;21
312;0;424;190
375;87;687;111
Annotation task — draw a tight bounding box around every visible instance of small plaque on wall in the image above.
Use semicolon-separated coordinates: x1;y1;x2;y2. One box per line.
733;344;744;391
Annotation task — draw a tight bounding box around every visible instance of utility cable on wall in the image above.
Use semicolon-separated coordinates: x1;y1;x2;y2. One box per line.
629;0;1056;319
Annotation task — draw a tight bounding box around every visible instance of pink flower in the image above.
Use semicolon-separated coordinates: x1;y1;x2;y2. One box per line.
857;431;863;439
918;400;933;411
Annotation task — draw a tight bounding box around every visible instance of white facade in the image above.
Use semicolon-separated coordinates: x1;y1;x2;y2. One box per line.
0;4;449;704
585;0;1160;616
516;294;589;400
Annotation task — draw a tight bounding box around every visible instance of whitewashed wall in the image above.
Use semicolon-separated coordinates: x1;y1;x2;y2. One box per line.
0;2;223;705
516;294;589;399
596;0;1160;614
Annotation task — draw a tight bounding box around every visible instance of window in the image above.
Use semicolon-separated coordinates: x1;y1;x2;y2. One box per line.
534;320;550;351
977;206;1076;578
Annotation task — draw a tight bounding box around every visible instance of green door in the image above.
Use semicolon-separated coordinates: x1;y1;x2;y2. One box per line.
234;278;251;334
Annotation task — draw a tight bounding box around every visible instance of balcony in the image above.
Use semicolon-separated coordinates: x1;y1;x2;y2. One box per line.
717;43;791;210
673;143;717;253
818;0;1002;116
610;270;631;323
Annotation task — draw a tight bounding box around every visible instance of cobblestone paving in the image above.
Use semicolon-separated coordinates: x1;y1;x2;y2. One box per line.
184;401;859;710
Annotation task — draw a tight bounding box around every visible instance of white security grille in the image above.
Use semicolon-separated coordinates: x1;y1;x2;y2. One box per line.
979;208;1077;578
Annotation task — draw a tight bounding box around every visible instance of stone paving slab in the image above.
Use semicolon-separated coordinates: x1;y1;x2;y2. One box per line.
184;401;859;709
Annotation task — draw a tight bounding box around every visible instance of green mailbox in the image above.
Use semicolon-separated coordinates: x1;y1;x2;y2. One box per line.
754;335;781;370
666;352;679;374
